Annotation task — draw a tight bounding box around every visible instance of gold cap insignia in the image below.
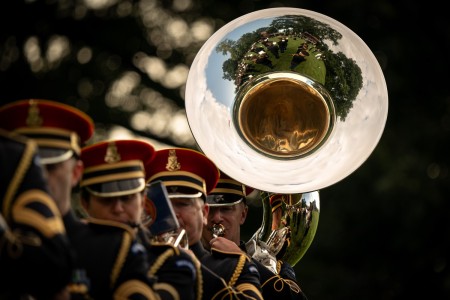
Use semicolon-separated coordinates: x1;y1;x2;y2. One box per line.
104;141;121;163
26;100;43;127
166;149;181;171
169;186;178;193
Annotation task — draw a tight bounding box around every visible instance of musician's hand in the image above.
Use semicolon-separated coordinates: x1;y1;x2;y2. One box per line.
209;237;242;254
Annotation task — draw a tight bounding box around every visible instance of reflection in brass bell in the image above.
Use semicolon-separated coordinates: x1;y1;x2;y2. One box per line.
185;7;388;194
185;7;387;267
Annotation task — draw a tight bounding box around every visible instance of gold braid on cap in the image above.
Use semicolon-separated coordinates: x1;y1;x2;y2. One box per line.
104;141;121;163
166;149;181;171
26;100;43;127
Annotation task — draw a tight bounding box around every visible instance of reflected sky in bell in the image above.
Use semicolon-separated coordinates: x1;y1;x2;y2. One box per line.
205;18;273;109
186;8;388;193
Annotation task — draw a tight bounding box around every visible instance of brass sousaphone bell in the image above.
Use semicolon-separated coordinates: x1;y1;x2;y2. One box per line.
185;8;388;267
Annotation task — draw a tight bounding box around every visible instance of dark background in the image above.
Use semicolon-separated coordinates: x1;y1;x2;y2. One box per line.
1;0;449;299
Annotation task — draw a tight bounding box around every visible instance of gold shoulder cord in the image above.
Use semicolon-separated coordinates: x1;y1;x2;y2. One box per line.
261;260;301;294
192;254;203;300
152;282;179;300
114;279;157;300
147;248;175;276
148;248;203;300
13;190;64;238
228;253;246;287
3;139;35;220
209;252;247;299
111;231;132;288
232;254;264;299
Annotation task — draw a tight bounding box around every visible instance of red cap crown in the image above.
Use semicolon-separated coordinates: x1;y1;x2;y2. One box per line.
0;99;94;164
146;148;219;198
80;139;156;197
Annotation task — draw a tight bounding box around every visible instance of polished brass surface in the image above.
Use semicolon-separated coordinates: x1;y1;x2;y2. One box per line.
249;191;319;267
236;74;334;158
185;7;388;267
211;223;225;238
185;7;388;194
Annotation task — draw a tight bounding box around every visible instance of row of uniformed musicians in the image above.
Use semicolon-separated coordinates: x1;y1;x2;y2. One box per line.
0;99;307;299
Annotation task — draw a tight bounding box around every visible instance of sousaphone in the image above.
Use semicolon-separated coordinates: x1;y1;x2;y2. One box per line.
185;7;388;267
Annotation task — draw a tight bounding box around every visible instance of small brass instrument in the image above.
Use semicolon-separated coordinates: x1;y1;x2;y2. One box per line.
211;223;225;238
152;229;188;248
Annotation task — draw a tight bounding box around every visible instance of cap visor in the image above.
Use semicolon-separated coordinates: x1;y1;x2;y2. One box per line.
85;178;146;197
39;148;74;165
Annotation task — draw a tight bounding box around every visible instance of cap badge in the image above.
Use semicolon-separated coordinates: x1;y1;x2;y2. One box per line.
168;186;178;193
104;141;121;163
26;100;43;127
215;195;225;203
166;149;180;171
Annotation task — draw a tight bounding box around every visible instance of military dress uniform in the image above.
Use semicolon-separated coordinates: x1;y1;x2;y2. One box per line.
80;140;199;300
0;128;74;299
65;212;157;299
143;239;201;300
145;148;264;300
0;99;159;299
206;173;309;300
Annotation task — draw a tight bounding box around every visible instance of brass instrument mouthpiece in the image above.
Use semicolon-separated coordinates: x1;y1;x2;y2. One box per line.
211;223;225;238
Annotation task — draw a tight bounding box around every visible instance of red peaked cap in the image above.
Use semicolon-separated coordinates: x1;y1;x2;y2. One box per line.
0;99;94;164
146;148;219;199
206;172;254;206
80;139;156;197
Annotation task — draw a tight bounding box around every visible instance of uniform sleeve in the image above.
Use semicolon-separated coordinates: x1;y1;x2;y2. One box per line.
232;254;264;300
256;259;308;300
112;236;159;299
137;226;199;300
110;228;201;300
280;260;308;300
147;246;199;300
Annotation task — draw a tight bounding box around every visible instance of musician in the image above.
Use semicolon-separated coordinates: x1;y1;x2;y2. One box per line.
79;139;200;300
201;172;309;300
0;128;74;299
145;148;264;300
0;99;154;299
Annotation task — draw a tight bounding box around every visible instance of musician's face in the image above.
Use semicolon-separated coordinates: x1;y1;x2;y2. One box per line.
203;202;248;247
170;197;208;246
82;192;144;226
